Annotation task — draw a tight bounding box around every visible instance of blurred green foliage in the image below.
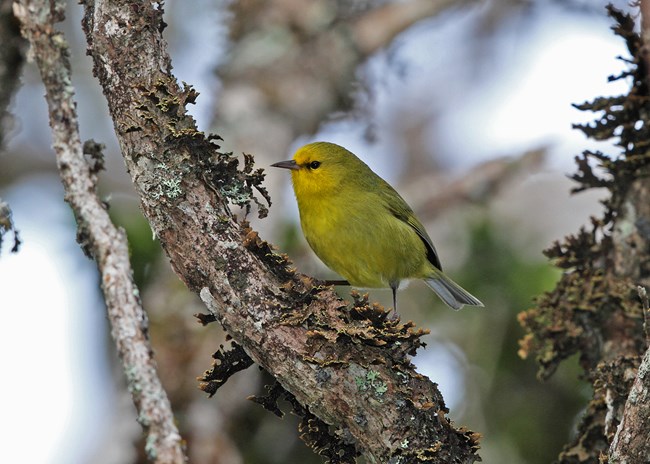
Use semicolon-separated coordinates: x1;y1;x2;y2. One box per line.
110;206;164;289
460;219;586;464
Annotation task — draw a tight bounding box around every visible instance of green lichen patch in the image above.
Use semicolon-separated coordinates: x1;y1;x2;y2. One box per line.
149;163;184;200
354;369;388;398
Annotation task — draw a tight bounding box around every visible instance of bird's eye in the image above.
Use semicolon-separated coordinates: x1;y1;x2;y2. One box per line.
309;161;321;170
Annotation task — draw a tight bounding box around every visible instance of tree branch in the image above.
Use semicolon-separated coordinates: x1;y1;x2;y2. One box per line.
13;1;186;462
80;0;481;461
402;147;547;220
0;0;24;148
606;178;650;464
607;4;650;460
609;285;650;463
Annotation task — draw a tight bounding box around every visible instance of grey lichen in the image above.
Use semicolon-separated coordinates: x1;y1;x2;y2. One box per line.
150;163;184;200
144;433;158;460
355;369;388;398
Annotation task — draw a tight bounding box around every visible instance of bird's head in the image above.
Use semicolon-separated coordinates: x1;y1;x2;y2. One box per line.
272;142;364;198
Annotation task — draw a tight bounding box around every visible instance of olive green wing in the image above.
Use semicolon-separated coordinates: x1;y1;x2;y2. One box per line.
378;180;442;271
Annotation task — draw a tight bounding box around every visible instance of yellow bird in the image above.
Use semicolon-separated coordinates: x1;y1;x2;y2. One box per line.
272;142;483;311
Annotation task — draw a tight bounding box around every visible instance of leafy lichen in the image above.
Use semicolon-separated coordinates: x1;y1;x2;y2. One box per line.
198;341;255;397
249;379;361;463
518;6;650;463
355;369;388;398
131;77;271;217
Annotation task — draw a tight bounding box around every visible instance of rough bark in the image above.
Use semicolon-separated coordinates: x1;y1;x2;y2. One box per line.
609;5;650;459
79;0;480;462
13;1;186;462
0;0;24;147
608;181;650;463
0;0;26;255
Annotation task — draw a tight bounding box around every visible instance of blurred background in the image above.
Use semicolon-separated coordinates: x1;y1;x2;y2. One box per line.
0;0;635;462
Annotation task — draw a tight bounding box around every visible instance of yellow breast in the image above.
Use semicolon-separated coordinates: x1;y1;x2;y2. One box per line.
294;186;429;288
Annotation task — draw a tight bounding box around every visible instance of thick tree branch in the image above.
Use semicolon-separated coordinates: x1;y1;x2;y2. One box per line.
607;5;650;460
80;0;480;461
0;0;24;147
605;162;650;464
13;1;186;462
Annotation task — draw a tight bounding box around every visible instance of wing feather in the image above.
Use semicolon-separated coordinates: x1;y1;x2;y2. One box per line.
379;181;442;271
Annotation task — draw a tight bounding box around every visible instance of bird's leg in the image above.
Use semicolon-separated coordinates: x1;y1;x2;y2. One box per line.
389;281;399;320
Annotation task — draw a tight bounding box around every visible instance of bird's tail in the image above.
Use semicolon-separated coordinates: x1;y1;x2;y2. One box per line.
424;271;484;310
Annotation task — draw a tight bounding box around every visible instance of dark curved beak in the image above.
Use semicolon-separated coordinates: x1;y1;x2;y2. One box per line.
271;160;299;170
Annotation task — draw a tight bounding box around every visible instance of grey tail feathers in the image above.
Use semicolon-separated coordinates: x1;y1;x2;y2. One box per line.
424;273;484;310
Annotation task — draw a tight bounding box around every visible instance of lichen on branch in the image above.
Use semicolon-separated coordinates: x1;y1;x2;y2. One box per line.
127;77;271;217
518;5;650;463
0;198;20;254
81;0;483;461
